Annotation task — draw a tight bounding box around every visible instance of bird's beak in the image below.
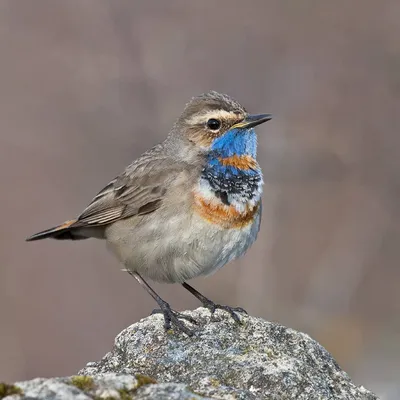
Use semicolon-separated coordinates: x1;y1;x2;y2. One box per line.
231;114;272;130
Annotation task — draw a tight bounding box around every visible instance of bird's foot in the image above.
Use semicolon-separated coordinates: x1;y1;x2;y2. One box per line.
151;303;196;336
151;307;198;324
202;300;247;324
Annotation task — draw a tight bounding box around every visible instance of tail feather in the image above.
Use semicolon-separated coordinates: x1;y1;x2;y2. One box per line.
25;219;84;241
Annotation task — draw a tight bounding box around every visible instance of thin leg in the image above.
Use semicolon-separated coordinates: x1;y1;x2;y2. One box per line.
127;270;195;336
182;282;247;323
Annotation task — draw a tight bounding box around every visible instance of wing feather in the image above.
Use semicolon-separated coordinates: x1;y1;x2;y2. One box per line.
73;149;186;228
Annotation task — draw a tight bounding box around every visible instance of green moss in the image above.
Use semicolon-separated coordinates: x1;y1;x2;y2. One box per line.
69;374;155;399
70;375;94;392
94;397;117;400
93;397;118;400
0;383;23;398
117;388;133;400
135;374;157;388
111;376;156;400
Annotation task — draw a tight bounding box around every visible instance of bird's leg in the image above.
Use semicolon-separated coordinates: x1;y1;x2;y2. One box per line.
182;282;247;324
127;270;195;336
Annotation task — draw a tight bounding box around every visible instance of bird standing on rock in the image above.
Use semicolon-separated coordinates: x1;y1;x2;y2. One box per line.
27;91;272;336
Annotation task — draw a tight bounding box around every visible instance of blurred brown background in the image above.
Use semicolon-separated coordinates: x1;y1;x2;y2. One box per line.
1;1;399;398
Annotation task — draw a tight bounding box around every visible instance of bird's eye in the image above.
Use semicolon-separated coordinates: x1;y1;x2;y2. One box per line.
206;118;221;131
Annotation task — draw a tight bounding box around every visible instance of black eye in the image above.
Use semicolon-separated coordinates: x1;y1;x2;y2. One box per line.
206;118;221;131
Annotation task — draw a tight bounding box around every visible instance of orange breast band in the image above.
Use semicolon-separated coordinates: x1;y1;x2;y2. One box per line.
218;155;258;170
193;192;259;229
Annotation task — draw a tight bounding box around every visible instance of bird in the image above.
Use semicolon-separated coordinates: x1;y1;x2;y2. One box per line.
26;91;272;336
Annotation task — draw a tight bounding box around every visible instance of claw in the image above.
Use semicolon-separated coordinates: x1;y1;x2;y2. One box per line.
231;306;248;315
202;301;247;324
181;283;247;325
151;308;198;325
152;303;196;336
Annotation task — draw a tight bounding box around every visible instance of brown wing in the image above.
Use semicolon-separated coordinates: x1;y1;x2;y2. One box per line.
26;146;189;242
74;154;185;227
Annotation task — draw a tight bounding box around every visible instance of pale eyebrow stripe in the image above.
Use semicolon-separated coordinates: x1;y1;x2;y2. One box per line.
187;110;240;125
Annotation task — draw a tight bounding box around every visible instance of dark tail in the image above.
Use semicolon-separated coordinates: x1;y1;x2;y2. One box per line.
26;219;86;241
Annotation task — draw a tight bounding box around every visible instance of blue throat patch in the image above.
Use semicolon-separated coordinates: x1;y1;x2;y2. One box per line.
210;128;257;158
206;128;259;177
201;128;262;205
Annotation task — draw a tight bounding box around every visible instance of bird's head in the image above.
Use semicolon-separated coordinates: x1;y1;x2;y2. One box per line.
175;91;272;158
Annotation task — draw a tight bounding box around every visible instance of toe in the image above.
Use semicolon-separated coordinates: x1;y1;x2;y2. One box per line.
210;304;245;324
176;312;198;325
226;309;242;324
169;316;195;336
232;306;248;315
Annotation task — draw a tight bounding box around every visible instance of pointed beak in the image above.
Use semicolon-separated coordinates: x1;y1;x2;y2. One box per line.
231;114;272;130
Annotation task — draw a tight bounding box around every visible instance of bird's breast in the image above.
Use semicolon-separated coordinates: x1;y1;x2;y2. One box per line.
192;151;263;229
192;190;260;229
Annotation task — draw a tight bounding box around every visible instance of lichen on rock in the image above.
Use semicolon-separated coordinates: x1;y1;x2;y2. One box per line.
0;383;23;399
79;307;378;400
1;308;378;399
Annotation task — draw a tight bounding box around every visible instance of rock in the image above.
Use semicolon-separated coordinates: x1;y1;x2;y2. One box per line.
1;308;378;399
5;374;207;400
80;307;377;399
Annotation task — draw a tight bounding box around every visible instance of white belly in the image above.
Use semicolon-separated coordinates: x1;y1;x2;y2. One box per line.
105;205;261;284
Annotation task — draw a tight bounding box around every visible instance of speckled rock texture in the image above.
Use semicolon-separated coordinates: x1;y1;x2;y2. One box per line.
1;308;378;399
2;374;207;400
80;308;377;399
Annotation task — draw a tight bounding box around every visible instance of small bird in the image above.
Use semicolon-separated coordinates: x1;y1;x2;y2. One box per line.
26;91;272;336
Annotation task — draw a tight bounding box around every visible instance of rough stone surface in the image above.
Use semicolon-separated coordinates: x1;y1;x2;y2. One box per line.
2;374;208;400
80;308;377;400
1;308;378;399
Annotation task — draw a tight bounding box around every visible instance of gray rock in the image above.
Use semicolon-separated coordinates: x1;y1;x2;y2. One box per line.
1;308;378;399
80;307;377;399
2;374;207;400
